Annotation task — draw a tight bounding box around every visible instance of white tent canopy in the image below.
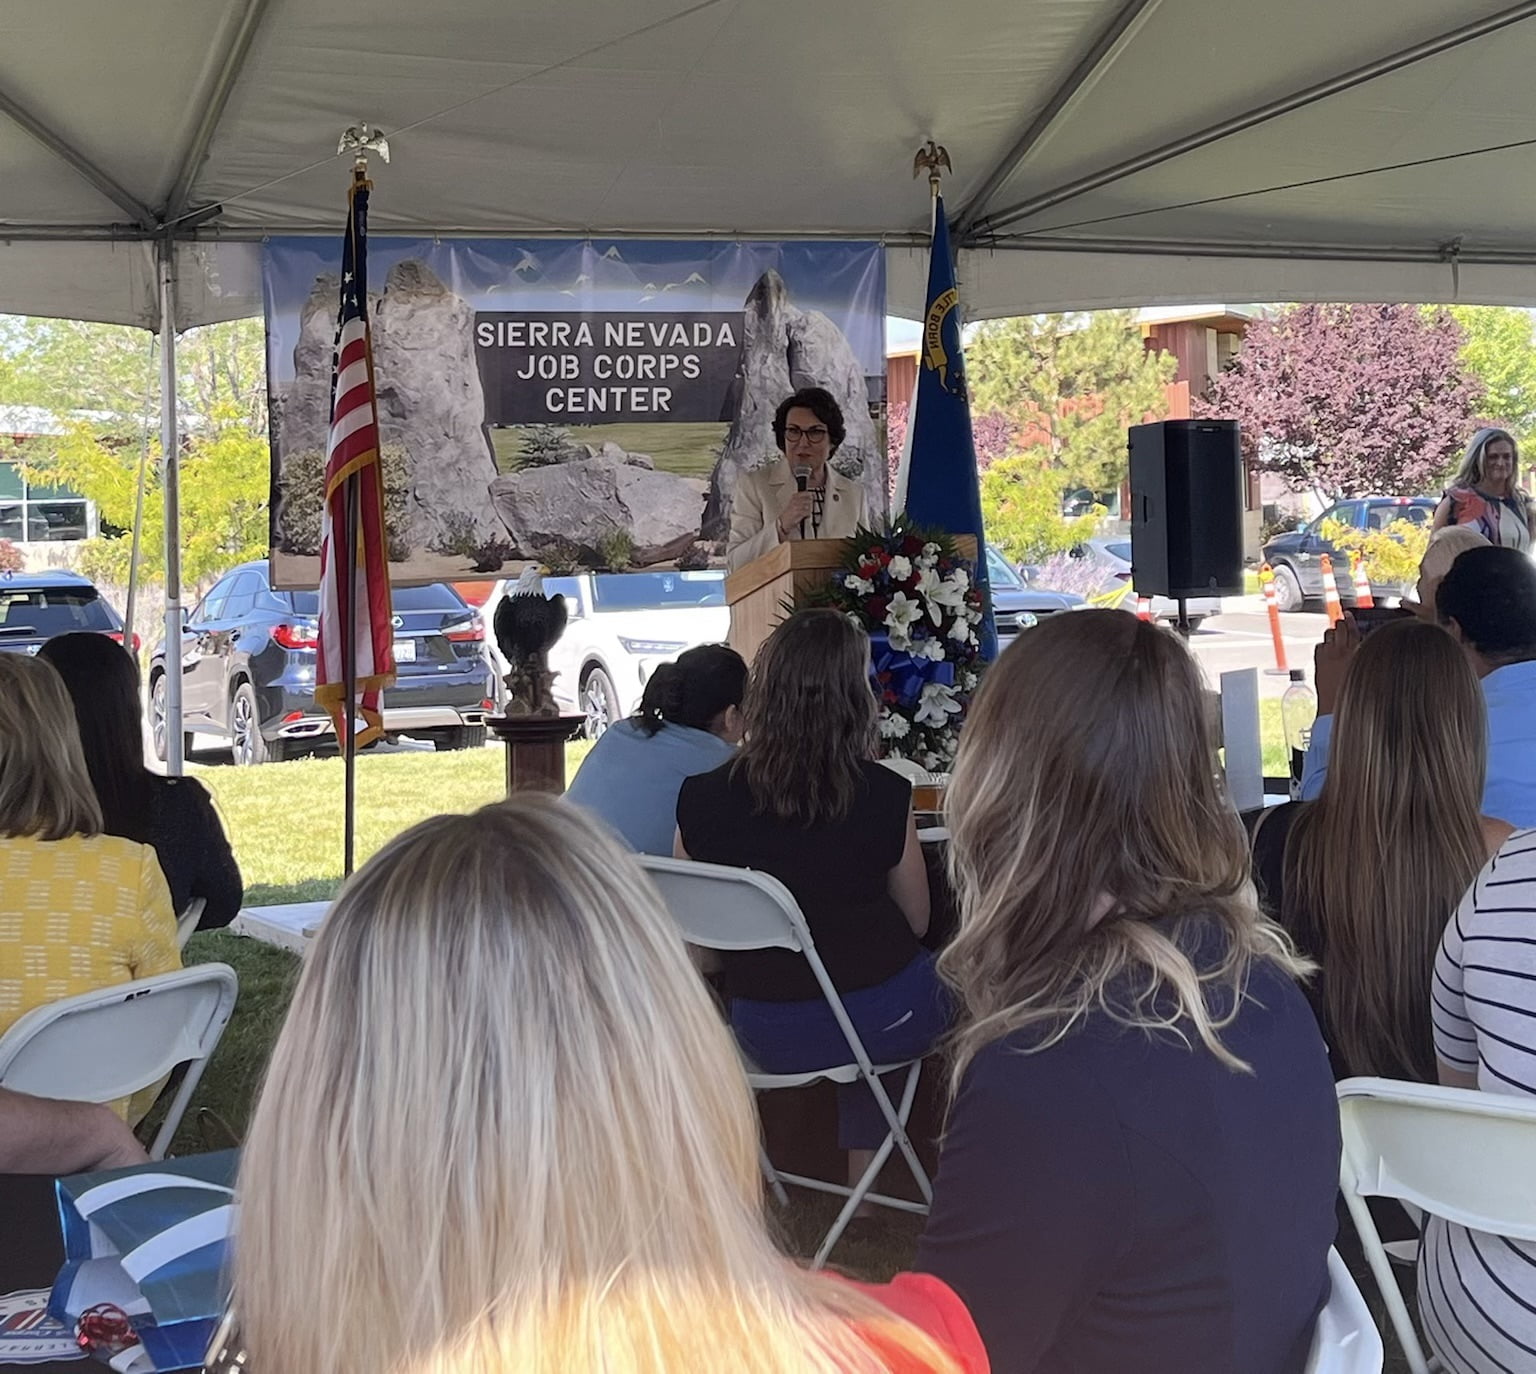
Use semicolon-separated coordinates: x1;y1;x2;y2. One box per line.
7;0;1536;329
9;0;1536;772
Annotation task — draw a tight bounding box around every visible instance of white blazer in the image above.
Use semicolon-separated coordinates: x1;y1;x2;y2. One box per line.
726;458;868;572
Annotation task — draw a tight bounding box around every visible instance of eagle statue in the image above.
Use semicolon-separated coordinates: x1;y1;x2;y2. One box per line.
493;566;569;717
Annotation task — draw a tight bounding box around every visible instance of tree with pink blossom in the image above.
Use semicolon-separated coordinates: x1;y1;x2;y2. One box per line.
1197;304;1481;498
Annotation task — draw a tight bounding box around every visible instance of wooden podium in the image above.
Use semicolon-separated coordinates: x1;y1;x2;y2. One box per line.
726;539;847;664
726;534;977;665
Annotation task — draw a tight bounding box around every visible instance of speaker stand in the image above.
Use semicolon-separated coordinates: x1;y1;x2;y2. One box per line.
1172;597;1194;639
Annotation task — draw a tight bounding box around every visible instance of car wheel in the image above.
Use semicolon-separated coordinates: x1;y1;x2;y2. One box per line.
433;725;488;751
230;682;282;765
149;672;194;764
1272;564;1305;614
581;666;619;740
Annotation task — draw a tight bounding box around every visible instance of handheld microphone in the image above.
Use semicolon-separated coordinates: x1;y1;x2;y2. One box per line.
794;465;810;539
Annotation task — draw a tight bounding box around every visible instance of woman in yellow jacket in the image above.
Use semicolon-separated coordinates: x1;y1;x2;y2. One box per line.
0;654;179;1064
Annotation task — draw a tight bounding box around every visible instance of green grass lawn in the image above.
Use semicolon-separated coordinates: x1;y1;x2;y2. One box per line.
193;743;591;906
488;422;727;479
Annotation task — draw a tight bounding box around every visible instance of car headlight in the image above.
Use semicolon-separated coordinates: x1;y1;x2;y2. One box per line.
618;637;687;655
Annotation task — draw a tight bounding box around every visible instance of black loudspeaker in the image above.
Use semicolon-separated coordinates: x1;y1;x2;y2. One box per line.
1128;419;1244;599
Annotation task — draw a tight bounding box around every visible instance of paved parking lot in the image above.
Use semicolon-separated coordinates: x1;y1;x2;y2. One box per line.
1181;597;1336;698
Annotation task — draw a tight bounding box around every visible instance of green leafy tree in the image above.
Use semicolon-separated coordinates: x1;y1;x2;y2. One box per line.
0;316;269;587
36;405;268;586
980;455;1102;565
967;311;1176;493
1440;305;1536;433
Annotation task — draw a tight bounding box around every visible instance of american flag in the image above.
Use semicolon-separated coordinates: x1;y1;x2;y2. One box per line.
315;173;394;746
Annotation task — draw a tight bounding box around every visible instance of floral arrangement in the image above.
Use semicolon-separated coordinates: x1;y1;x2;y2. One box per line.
817;521;985;772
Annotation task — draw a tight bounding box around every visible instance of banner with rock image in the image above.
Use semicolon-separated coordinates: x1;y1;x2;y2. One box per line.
262;239;886;586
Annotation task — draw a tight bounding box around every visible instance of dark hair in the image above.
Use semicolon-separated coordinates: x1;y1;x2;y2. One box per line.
772;388;846;453
733;609;875;825
37;632;154;844
1437;544;1536;665
633;644;747;737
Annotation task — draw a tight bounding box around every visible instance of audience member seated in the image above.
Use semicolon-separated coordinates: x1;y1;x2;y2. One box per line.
566;643;746;855
1412;525;1489;620
1302;545;1536;826
224;797;987;1374
0;1085;148;1174
1422;827;1536;1373
916;610;1338;1374
40;633;243;929
674;610;944;1194
0;655;179;1049
1251;618;1508;1081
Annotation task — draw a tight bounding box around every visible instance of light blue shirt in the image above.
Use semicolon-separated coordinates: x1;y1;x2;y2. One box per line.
1300;659;1536;827
565;718;737;856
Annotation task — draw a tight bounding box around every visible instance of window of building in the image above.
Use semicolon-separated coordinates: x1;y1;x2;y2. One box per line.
0;459;90;543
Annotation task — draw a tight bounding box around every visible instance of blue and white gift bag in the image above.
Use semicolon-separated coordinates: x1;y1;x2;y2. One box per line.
49;1151;238;1372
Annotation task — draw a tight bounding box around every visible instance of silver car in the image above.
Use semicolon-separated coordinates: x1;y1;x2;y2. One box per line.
1074;538;1222;631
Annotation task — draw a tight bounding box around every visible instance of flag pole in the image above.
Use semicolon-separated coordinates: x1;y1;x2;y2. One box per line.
343;466;359;876
341;157;367;879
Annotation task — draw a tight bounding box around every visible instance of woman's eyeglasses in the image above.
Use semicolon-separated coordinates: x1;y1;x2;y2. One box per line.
784;425;829;444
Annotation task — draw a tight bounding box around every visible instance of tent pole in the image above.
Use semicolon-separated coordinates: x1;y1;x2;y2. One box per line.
123;333;158;662
158;236;185;777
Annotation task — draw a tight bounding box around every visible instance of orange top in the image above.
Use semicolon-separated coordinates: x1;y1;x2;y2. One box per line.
848;1271;990;1373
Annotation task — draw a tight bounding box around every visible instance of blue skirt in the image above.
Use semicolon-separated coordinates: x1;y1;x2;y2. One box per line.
730;952;950;1149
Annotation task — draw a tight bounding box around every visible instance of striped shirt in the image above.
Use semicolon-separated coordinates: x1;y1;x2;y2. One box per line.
1424;829;1536;1373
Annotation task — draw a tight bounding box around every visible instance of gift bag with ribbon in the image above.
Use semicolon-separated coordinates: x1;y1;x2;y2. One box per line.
48;1150;238;1372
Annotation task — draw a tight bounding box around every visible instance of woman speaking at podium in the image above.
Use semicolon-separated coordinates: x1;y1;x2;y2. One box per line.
726;387;868;571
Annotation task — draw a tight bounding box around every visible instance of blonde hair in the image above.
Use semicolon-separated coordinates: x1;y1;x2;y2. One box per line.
1452;426;1521;489
1283;619;1487;1081
942;610;1308;1087
235;796;958;1374
0;653;102;840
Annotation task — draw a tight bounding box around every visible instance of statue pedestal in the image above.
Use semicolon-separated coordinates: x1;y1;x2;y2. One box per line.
486;714;588;794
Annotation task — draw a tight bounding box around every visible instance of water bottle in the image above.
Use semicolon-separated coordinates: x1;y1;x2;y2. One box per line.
1281;668;1317;801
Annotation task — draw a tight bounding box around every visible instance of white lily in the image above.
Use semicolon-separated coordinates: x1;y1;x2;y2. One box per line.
915;635;946;661
843;573;875;595
885;591;923;640
914;681;963;728
887;554;913;582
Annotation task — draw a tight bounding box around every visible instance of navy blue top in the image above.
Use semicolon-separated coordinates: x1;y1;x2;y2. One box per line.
565;718;736;856
916;919;1340;1374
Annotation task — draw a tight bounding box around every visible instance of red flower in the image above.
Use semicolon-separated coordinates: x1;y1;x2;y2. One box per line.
867;596;889;619
901;535;923;556
882;689;898;704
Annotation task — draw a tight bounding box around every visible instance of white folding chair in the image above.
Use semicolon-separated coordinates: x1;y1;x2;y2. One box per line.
0;965;239;1160
1337;1076;1536;1374
638;855;933;1268
1304;1248;1384;1373
175;897;207;950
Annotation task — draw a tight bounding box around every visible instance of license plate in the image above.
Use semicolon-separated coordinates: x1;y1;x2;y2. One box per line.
393;639;416;663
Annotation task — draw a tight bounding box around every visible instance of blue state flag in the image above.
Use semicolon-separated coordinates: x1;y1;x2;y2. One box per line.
896;194;998;659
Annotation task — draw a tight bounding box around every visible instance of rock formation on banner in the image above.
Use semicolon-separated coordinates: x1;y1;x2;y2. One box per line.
702;270;883;541
489;456;705;567
274;261;503;558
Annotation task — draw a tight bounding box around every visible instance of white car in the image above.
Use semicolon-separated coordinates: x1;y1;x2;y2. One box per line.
480;569;730;737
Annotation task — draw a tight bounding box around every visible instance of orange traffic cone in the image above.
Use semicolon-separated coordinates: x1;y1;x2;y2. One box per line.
1259;563;1289;674
1135;596;1152;621
1350;553;1375;610
1320;553;1344;626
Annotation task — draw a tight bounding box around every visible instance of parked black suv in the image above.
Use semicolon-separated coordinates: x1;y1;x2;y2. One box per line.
149;561;495;765
1261;496;1434;612
0;569;135;656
